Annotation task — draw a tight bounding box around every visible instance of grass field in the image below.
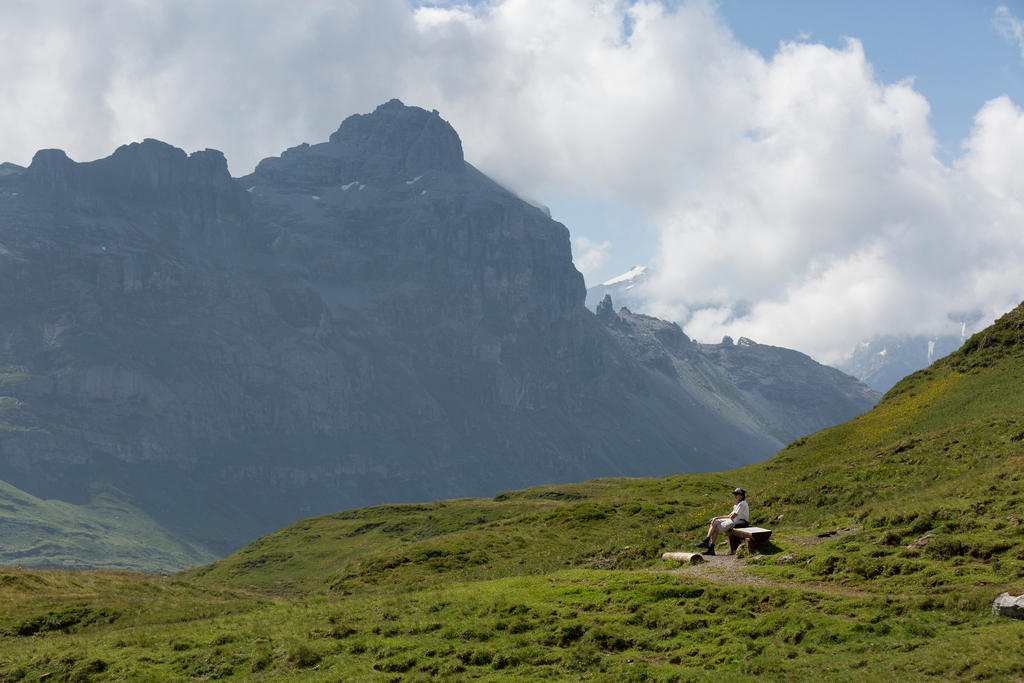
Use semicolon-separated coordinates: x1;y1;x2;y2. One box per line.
1;302;1023;680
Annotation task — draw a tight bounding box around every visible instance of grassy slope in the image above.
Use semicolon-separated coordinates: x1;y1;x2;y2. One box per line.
1;304;1023;680
0;481;218;574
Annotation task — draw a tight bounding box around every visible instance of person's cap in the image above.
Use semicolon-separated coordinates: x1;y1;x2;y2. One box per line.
733;488;746;496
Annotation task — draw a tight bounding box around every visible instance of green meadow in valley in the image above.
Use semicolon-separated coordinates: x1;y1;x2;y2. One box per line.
2;303;1023;680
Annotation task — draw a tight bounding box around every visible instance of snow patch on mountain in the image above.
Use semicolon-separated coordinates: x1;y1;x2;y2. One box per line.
602;265;647;287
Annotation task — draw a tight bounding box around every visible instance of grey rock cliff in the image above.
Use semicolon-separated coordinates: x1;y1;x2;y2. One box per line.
0;101;878;567
596;307;879;451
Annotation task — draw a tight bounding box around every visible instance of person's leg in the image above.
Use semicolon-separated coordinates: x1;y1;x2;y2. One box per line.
700;520;723;555
696;524;711;547
710;518;734;544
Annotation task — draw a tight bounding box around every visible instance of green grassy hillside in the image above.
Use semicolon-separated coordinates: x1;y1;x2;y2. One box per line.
0;480;218;574
1;303;1023;680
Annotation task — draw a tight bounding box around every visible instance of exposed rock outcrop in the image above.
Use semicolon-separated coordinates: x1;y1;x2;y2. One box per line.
993;593;1024;618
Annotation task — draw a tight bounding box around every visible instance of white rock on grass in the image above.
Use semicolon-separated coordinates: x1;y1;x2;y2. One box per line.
992;593;1024;618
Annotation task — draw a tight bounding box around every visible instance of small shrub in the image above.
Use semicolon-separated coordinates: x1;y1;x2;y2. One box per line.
440;662;467;676
809;554;842;576
70;658;107;682
555;622;586;647
458;626;494;642
566;642;602;672
868;513;890;529
329;625;356;638
250;648;272;672
12;607;120;637
287;643;321;668
880;530;903;546
969;540;1012;560
588;628;632;652
177;650;237;680
903;621;936;638
509;619;533;634
680;617;709;631
644;584;705;601
457;648;493;666
492;652;517;670
374;656;417;673
925;537;967;560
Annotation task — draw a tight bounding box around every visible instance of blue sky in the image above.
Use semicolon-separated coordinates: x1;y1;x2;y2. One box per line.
2;0;1023;362
720;0;1023;164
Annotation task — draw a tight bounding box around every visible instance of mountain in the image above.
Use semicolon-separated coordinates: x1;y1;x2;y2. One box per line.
2;300;1022;680
836;333;966;392
584;264;651;312
594;299;879;449
587;265;975;393
0;162;24;177
0;101;876;569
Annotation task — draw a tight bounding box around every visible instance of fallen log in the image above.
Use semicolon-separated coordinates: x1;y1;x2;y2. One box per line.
661;551;705;564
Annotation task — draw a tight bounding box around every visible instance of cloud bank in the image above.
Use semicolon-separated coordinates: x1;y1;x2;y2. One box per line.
1;1;1022;363
649;40;1024;363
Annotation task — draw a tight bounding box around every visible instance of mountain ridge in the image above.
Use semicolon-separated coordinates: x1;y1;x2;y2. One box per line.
586;264;977;393
0;101;877;569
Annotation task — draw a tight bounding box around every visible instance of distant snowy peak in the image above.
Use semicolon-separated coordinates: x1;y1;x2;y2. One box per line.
586;264;652;314
838;333;966;393
601;265;647;287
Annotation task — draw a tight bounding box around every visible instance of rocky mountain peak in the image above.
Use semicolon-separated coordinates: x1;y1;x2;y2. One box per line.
328;98;464;174
21;139;246;223
0;161;24;176
25;148;75;190
98;139;236;193
595;294;618;321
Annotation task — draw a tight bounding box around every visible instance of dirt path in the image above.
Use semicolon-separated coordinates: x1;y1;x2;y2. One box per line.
655;553;880;598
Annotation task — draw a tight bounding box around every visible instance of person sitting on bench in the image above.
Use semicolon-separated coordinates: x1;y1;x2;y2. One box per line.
695;488;749;555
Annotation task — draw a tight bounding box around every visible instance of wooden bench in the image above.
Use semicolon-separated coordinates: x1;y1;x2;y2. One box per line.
726;526;772;554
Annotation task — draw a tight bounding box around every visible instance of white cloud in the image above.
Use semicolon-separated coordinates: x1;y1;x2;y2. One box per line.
572;236;613;281
0;1;418;173
1;1;1022;364
644;37;1024;363
959;95;1024;199
995;5;1024;61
